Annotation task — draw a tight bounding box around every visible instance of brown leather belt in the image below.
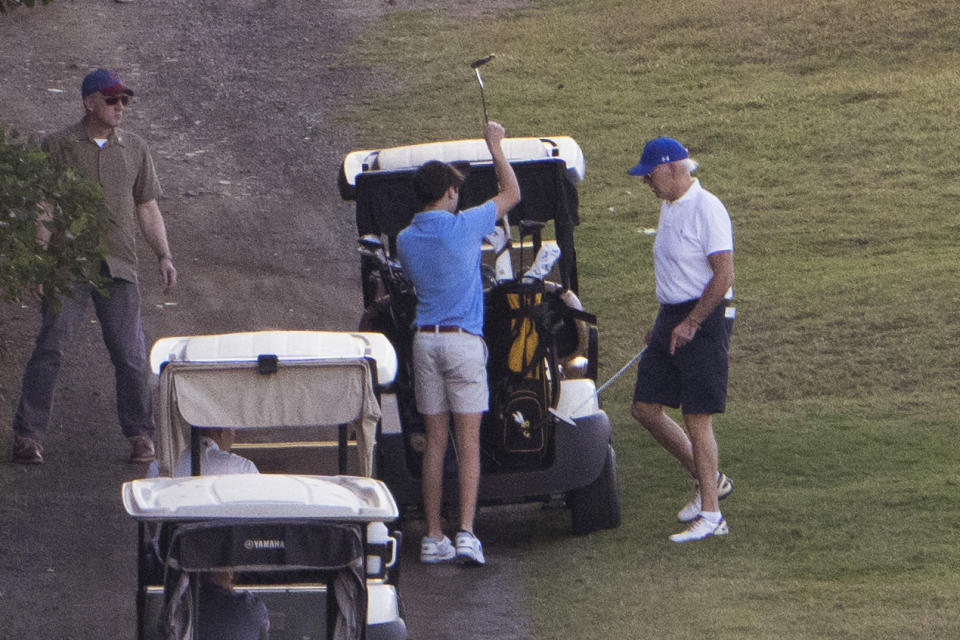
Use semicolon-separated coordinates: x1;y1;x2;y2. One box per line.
417;325;478;336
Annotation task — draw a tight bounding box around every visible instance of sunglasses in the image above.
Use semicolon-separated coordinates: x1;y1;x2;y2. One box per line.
104;95;131;106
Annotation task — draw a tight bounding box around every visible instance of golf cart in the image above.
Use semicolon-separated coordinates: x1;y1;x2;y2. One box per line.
338;135;621;534
128;330;407;640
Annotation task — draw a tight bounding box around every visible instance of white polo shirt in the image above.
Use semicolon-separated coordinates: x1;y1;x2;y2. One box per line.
171;437;259;476
652;179;733;304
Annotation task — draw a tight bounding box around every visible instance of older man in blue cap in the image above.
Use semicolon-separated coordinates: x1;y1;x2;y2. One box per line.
627;137;736;543
11;68;176;466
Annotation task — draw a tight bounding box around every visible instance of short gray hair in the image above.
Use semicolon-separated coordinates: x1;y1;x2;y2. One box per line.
679;157;699;173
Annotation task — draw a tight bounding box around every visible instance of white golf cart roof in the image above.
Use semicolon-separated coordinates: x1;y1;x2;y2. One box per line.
122;474;399;522
340;135;586;187
150;330;397;385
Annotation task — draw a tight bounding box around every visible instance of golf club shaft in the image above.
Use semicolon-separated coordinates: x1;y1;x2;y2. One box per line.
558;347;646;422
472;56;494;124
475;68;488;123
596;347;646;395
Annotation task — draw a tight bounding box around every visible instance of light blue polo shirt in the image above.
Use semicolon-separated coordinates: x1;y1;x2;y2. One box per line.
397;200;498;336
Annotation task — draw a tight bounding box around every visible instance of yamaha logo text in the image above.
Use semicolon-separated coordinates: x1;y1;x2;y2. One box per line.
244;538;285;550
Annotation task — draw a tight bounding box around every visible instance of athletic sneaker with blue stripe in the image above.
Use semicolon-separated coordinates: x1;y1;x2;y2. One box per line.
670;516;730;542
420;535;456;563
669;515;729;543
455;530;486;566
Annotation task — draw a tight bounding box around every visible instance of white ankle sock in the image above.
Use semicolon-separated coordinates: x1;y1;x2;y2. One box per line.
701;511;722;525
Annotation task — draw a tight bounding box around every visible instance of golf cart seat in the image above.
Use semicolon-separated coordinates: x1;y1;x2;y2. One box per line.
124;474;404;640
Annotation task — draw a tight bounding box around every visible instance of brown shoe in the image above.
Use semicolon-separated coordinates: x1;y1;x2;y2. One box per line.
12;435;44;465
129;435;156;463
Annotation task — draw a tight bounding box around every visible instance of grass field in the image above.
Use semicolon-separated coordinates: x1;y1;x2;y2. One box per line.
346;1;960;637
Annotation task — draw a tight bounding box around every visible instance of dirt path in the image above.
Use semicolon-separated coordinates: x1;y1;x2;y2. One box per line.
0;2;532;638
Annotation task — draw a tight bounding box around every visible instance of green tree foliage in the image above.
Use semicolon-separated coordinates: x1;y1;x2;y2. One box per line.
0;0;53;16
0;0;53;15
0;127;109;305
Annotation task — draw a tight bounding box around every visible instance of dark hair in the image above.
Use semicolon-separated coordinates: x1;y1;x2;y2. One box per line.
412;160;465;207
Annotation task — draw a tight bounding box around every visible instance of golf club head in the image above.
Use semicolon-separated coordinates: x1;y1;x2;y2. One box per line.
563;356;590;379
358;234;385;252
548;407;577;427
470;54;495;69
358;234;388;263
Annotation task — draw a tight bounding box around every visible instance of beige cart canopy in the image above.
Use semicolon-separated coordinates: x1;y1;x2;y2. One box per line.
150;331;397;477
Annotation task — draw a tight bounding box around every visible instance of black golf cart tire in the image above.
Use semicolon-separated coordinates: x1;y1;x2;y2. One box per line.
567;444;621;535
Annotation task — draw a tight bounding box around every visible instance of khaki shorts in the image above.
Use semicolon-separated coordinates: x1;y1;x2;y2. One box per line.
412;331;489;415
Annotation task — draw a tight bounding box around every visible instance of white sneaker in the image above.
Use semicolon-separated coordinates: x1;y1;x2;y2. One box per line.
669;516;729;543
677;472;734;522
454;530;486;566
420;535;456;563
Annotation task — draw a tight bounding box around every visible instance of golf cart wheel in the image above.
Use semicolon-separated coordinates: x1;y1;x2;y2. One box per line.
567;444;621;535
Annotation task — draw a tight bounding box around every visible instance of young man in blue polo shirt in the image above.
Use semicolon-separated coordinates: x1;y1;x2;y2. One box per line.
397;121;520;566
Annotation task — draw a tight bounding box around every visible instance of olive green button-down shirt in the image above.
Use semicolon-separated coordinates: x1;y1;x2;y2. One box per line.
43;120;162;284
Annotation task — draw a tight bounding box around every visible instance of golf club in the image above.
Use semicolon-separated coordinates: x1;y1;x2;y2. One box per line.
471;54;495;123
549;347;647;425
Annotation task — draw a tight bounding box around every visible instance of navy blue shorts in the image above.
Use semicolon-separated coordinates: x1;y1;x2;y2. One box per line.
633;300;730;415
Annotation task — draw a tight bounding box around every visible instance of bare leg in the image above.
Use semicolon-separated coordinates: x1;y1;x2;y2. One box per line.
683;413;720;512
451;411;483;533
631;401;696;477
421;412;451;539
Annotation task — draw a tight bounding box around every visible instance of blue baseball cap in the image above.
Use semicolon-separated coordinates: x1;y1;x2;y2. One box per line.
627;137;689;176
81;68;134;98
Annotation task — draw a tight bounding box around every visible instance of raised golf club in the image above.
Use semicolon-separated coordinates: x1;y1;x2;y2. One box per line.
471;54;495;123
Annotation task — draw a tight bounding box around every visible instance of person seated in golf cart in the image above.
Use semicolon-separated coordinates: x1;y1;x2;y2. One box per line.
142;428;260;587
196;569;270;640
126;474;403;640
147;427;258;477
172;427;258;476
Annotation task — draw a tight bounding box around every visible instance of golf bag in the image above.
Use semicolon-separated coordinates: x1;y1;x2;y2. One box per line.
482;280;591;469
357;235;595;474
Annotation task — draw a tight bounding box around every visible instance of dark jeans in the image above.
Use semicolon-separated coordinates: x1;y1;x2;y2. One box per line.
13;277;153;439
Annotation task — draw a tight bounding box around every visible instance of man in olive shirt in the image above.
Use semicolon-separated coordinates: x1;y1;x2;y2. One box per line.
11;68;177;465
